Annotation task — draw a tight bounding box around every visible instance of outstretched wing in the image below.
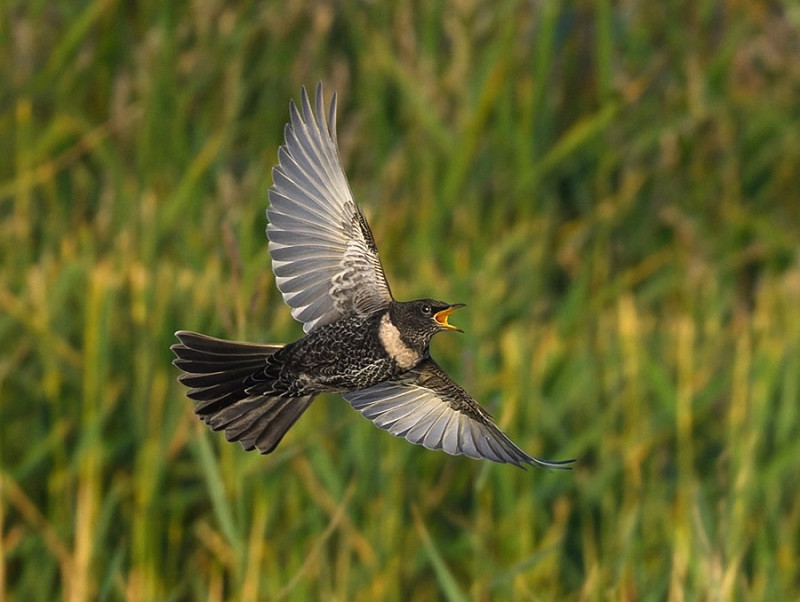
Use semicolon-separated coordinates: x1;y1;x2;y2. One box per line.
344;358;575;469
267;83;393;333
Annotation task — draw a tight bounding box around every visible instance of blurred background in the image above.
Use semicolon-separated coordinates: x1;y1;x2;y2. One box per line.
3;1;800;600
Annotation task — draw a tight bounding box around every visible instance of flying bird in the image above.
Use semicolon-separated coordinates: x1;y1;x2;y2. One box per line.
171;84;574;469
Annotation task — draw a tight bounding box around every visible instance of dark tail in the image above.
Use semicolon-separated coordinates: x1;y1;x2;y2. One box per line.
171;330;315;454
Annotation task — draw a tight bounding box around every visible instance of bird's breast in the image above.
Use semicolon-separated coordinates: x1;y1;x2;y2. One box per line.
377;312;421;371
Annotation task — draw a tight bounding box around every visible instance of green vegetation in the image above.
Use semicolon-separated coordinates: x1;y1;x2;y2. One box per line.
3;1;799;599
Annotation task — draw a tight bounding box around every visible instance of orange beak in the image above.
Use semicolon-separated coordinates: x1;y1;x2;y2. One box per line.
433;304;465;332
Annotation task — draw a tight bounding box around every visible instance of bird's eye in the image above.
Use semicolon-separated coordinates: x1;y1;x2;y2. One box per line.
421;304;431;315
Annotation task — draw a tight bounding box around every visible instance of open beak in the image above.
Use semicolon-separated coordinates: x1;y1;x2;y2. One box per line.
434;304;465;332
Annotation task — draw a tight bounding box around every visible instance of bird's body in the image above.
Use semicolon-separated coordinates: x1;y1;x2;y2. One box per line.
172;84;573;469
246;304;431;397
266;313;399;395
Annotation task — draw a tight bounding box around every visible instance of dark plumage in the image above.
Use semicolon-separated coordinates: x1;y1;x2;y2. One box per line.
171;84;574;469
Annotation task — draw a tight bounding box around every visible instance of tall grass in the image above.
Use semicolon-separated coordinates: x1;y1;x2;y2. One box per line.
3;1;800;599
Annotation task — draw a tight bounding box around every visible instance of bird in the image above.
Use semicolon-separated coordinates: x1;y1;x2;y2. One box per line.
171;83;574;469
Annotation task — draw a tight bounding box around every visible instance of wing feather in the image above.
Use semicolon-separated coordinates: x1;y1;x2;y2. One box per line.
268;84;393;333
421;409;452;451
345;358;575;469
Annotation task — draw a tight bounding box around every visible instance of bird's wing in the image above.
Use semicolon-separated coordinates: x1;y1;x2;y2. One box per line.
267;83;393;333
344;358;574;469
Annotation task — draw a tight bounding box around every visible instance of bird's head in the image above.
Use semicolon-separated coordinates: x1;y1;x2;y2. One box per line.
390;299;465;350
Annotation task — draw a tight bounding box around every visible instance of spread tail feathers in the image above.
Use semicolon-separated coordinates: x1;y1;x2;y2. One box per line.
171;330;315;454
